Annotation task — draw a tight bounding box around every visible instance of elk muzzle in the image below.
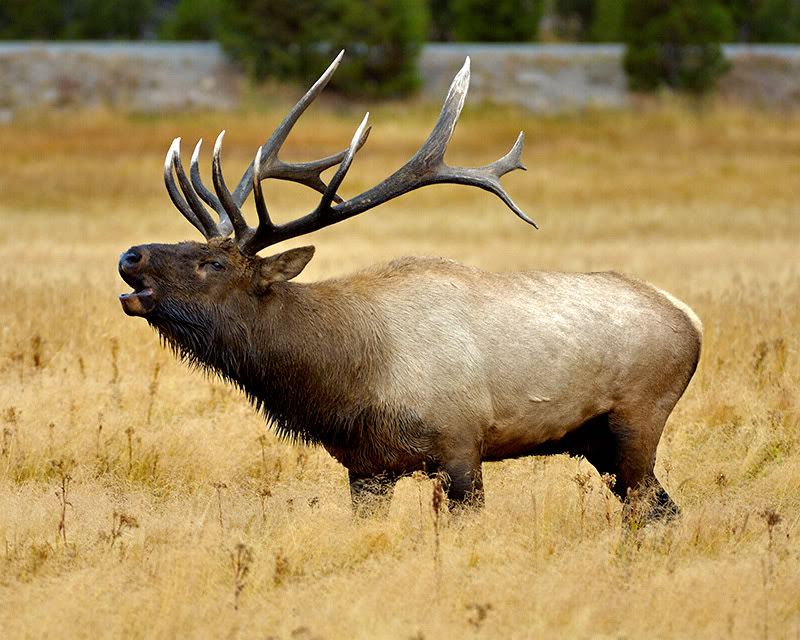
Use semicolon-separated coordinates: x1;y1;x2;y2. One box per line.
119;246;155;316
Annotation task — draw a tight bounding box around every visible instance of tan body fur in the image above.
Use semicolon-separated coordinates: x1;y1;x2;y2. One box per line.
302;258;702;499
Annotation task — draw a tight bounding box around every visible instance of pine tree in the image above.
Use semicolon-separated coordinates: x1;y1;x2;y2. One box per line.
590;0;627;41
220;0;428;97
624;0;734;94
724;0;800;42
0;0;154;40
159;0;222;41
553;0;595;40
451;0;544;42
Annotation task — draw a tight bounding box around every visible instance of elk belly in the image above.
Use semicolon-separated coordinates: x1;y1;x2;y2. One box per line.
481;389;610;461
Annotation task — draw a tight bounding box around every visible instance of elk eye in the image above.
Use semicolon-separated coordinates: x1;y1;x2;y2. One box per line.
202;261;224;271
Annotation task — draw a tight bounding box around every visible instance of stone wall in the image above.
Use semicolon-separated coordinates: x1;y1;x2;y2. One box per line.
0;42;238;119
421;43;800;111
420;44;629;111
1;41;799;120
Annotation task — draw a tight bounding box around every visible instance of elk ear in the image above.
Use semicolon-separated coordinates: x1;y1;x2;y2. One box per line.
254;246;315;292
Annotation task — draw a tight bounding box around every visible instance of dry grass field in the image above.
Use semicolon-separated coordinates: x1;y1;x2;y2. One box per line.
0;95;798;639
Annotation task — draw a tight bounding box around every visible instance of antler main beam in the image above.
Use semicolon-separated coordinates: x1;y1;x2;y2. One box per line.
164;52;535;255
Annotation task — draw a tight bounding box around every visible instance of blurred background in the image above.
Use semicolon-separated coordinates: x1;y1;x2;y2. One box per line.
2;0;800;114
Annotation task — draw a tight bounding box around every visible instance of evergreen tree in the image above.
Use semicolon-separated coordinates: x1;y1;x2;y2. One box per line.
429;0;455;41
590;0;627;41
451;0;544;42
0;0;154;39
220;0;428;98
553;0;596;40
724;0;800;42
624;0;734;94
159;0;222;40
322;0;430;96
0;0;65;39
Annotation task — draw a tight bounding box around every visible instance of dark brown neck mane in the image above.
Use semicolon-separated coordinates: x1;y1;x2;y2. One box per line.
146;282;422;464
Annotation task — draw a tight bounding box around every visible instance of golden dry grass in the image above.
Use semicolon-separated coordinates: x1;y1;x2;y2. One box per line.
0;97;798;639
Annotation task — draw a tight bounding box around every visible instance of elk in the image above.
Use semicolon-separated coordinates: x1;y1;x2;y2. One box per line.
119;52;702;521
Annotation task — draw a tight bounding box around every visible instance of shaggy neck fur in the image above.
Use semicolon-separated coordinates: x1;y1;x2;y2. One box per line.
148;281;432;473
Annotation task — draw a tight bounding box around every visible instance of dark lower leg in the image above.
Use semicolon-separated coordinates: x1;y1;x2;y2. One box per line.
348;470;397;517
582;411;679;526
622;477;680;526
439;460;484;510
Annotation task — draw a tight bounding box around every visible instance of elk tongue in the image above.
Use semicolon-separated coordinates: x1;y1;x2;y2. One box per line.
119;288;155;316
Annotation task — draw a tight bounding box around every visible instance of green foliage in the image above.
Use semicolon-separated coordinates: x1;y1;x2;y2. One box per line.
590;0;627;41
724;0;800;42
0;0;154;40
325;0;429;96
67;0;154;39
429;0;454;41
450;0;544;42
553;0;800;43
624;0;734;95
553;0;596;39
552;0;626;42
159;0;222;40
0;0;64;39
221;0;327;81
220;0;429;98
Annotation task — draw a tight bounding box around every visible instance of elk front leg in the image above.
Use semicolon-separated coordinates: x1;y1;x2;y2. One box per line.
348;470;398;517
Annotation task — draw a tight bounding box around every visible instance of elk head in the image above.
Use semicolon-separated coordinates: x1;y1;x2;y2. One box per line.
119;51;535;327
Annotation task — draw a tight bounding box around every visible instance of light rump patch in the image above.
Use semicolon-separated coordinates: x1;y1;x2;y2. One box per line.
654;285;705;337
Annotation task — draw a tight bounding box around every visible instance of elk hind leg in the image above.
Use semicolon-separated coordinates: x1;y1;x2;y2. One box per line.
580;410;679;525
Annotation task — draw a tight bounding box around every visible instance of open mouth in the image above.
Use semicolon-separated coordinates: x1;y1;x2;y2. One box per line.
119;287;155;316
118;267;156;316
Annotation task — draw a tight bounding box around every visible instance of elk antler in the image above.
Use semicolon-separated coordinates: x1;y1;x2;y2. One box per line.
164;52;535;255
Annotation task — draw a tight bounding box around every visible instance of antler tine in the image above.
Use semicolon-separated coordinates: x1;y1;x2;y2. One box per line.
190;139;233;236
315;113;370;215
211;131;254;245
172;139;228;238
454;131;536;228
252;145;274;232
230;50;357;207
414;55;471;167
163;138;221;239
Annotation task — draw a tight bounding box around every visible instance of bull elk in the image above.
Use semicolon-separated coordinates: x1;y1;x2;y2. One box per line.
119;52;702;521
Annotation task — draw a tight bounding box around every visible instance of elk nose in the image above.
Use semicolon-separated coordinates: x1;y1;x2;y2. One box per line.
119;247;144;272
